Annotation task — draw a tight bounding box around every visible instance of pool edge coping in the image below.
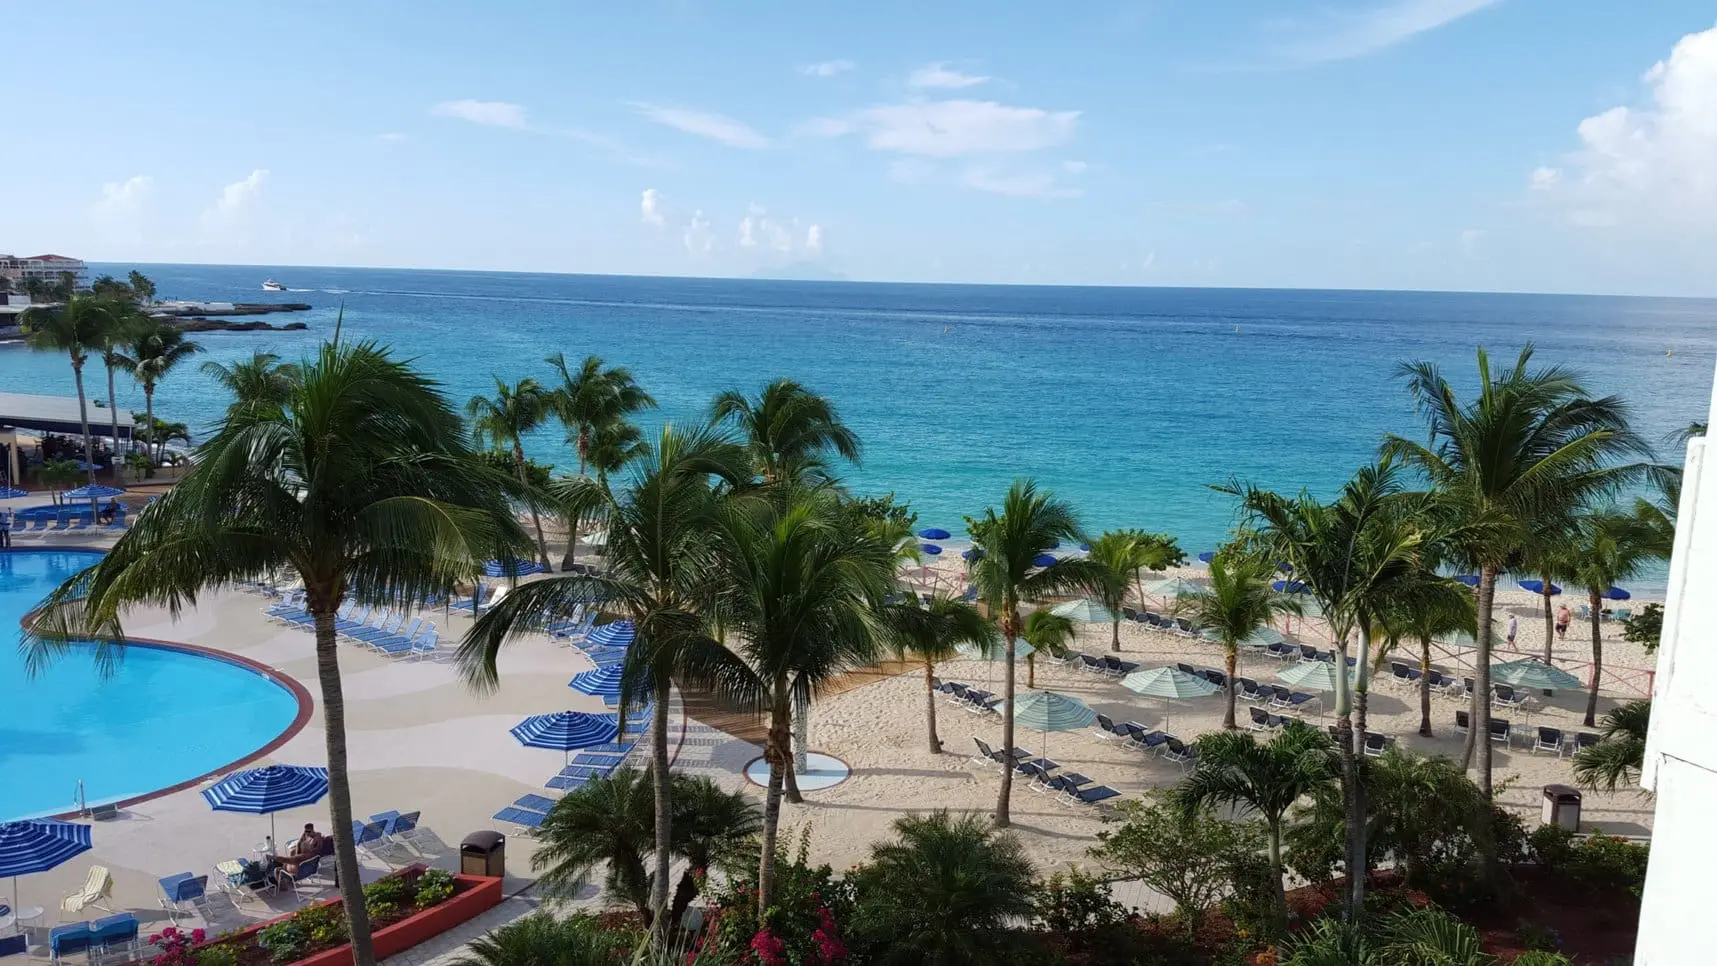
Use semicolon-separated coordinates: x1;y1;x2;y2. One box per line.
4;546;317;821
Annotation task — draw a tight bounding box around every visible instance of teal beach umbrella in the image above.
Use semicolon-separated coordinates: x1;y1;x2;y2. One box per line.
1013;691;1097;765
1276;660;1357;692
1203;625;1285;648
1050;599;1116;623
956;637;1034;660
1121;666;1218;725
1491;658;1581;691
1144;577;1209;599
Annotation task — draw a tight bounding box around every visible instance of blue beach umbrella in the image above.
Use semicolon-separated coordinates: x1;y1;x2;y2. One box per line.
1453;575;1481;587
1196;551;1216;563
483;558;545;577
1145;577;1209;598
202;764;330;846
586;620;636;648
63;483;125;500
1031;553;1058;568
1602;586;1631;601
0;818;93;912
1271;580;1309;594
1517;579;1561;595
569;663;626;702
919;543;943;556
961;548;985;561
917;528;952;541
511;711;621;763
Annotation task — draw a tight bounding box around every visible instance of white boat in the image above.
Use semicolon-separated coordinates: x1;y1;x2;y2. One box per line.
261;279;285;292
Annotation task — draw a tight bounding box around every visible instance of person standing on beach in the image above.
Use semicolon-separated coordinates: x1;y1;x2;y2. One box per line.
1506;614;1518;649
1555;604;1571;642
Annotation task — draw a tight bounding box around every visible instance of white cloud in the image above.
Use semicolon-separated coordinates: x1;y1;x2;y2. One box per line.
684;209;714;253
211;169;269;219
795;116;858;138
738;215;758;247
801;59;855;78
806;224;823;253
1278;0;1502;66
631;103;771;149
640;188;665;226
844;99;1079;158
93;175;153;218
962;167;1082;199
1534;25;1717;229
1061;160;1089;175
908;62;991;89
431;99;527;129
377;132;407;142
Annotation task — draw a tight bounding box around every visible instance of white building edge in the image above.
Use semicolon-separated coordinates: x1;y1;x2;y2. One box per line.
1635;358;1716;963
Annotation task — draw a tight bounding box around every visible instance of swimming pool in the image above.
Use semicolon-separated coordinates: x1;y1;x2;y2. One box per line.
1;549;303;821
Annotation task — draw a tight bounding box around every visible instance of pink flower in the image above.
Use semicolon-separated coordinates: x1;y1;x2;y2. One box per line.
749;928;788;966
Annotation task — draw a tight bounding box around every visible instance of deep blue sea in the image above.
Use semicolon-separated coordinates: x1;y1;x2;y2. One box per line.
4;265;1714;561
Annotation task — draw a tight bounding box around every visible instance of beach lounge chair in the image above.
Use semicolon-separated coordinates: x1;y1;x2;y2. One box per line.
49;923;93;965
0;936;24;960
1102;656;1139;676
1121;606;1140;622
1067;785;1122;808
1175;662;1198;676
408;625;444;661
1239;678;1270;702
1488;719;1512;745
1362;733;1394;757
1297;644;1319;661
345;611;402;644
378;810;429;852
941;682;970;705
1247;706;1273;732
349;820;389;863
1174;618;1197;636
1574;732;1599;752
1091;714;1125;742
1125;725;1171;754
156;874;210;924
1078;654;1106;674
61;866;113;915
1493;684;1530;710
1201;669;1227;689
1535;727;1565;756
1426;669;1459;695
1162;738;1197;770
1264;641;1296;661
332;603;371;633
493;807;546;834
1388;662;1419;688
274;856;324;896
365;616;423;652
1461;678;1476;700
1454;710;1470;735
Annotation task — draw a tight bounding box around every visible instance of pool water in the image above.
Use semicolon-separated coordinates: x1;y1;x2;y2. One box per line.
1;550;300;820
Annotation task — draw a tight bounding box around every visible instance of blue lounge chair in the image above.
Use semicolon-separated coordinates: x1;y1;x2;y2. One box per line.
349;820;388;863
375;623;435;656
346;611;403;644
364;616;423;651
333;604;372;633
583;741;636;755
493;807;545;832
1162;738;1198;770
275;856;324;895
1065;785;1122;808
49;923;93;965
408;626;443;661
157;874;210;923
0;935;24;959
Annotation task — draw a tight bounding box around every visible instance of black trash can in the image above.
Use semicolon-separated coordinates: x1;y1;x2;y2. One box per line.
461;830;506;877
1541;784;1582;831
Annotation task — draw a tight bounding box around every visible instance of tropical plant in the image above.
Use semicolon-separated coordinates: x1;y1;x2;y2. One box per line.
23;342;528;966
531;766;656;914
965;480;1104;826
544;352;657;568
466;376;554;570
1019;607;1073;689
127;270;157;305
711;377;861;485
1090;792;1268;935
1572;699;1650;793
846;811;1036;966
451;912;621;966
1375;571;1474;738
1385;345;1650;800
114;322;203;463
38;459;81;504
460;423;750;931
881;592;998;753
1563;512;1661;726
201;351;301;415
1085;530;1164;652
1181;551;1301;730
668;773;763;926
1177;722;1334;928
707;489;893;913
21;293;114;488
1622;602;1663;654
1282;908;1494;966
90;296;147;462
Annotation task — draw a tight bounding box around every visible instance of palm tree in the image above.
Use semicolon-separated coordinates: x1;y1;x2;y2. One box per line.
1019;608;1074;690
1565;514;1659;727
1573;699;1650;792
21;294;113;489
965;480;1105;827
92;298;145;462
532;767;655;914
1182;553;1301;730
711;377;861;485
1177;723;1334;930
544;352;656;476
460;423;750;931
24;341;527;966
1519;511;1582;661
1085;531;1158;652
1385;345;1650;798
451;913;617;966
466;377;553;570
1376;572;1475;737
114;323;203;464
708;489;894;913
126;270;156;305
668;773;762;926
201;351;301;415
847;811;1036;966
882;593;998;753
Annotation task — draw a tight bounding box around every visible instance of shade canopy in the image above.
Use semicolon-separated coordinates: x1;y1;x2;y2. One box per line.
1012;691;1097;732
1276;661;1357;692
1271;580;1310;594
917;527;952;540
0;819;92;878
1050;599;1117;623
63;484;125;500
1453;575;1481;587
956;637;1034;660
1491;658;1582;691
1517;579;1562;595
1145;577;1210;597
1031;553;1058;568
586;620;635;648
569;663;626;699
1602;586;1632;601
1121;666;1219;699
483;558;546;577
918;543;943;556
510;711;620;751
1204;625;1285;648
202;765;330;814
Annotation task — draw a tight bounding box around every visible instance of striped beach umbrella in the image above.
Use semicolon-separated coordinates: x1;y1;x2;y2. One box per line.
483;558;545;578
1013;690;1097;765
1203;625;1285;648
586;620;635;649
1276;660;1357;692
1121;666;1218;726
1491;658;1581;691
0;486;28;499
0;818;93;914
1050;599;1116;623
62;484;126;500
511;711;621;763
956;637;1034;660
569;663;626;703
1145;577;1209;598
202;765;330;846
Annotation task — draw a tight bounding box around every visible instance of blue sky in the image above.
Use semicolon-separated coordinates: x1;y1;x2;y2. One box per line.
6;1;1717;295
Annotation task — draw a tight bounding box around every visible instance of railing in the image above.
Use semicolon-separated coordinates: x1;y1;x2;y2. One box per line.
1421;640;1654;699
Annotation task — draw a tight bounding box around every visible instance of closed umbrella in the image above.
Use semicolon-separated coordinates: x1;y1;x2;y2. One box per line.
202;764;330;849
1491;658;1581;691
1012;691;1097;765
919;543;943;556
1517;579;1561;595
586;620;635;648
569;663;626;703
917;528;952;540
1121;666;1219;725
1050;599;1116;623
0;818;93;918
1276;660;1357;692
511;711;621;764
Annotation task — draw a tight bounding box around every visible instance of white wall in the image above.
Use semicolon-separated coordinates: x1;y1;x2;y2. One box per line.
1634;360;1717;964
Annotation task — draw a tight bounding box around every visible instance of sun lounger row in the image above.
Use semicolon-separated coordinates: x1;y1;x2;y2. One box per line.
263;595;442;658
1247;706;1303;731
1322;725;1397;757
42;913;139;965
1073;653;1140;676
494;793;558;833
970;739;1123;808
935;681;1002;714
1088;715;1198;769
1120;608;1204;636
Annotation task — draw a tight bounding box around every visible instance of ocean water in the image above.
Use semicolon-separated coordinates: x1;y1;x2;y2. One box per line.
2;265;1714;556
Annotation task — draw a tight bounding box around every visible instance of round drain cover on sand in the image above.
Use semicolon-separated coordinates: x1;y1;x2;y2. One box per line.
744;752;851;791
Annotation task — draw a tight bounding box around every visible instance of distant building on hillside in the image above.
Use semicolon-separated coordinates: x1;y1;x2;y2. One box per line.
0;253;89;290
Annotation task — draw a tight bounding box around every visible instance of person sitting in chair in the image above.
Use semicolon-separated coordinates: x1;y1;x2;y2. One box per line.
271;823;326;874
97;498;120;524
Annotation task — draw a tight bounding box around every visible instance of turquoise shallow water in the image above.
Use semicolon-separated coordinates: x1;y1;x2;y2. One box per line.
3;266;1713;555
0;549;300;820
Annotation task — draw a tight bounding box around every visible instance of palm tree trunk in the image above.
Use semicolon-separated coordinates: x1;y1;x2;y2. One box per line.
512;446;551;571
1417;634;1434;738
1541;575;1555;661
311;608;376;966
71;360;96;488
648;679;672;934
1222;642;1238;730
1026;653;1036;689
1472;567;1497;797
1335;713;1360;923
143;385;156;471
1267;817;1287;930
1585;590;1602;727
104;361;121;464
1348;625;1372;917
995;607;1019;828
756;687;790;916
559;511;578;572
783;689;804;805
923;660;942;752
1110;617;1121;653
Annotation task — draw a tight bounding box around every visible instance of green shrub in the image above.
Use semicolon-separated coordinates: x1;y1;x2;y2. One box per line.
1528;824;1576;868
415;868;457;908
256;920;308;964
1509;953;1571;965
1032;867;1127;934
698;830;854;966
289;902;349;946
1513;918;1562;952
192;945;238;966
1531;827;1648;898
363;874;413;909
